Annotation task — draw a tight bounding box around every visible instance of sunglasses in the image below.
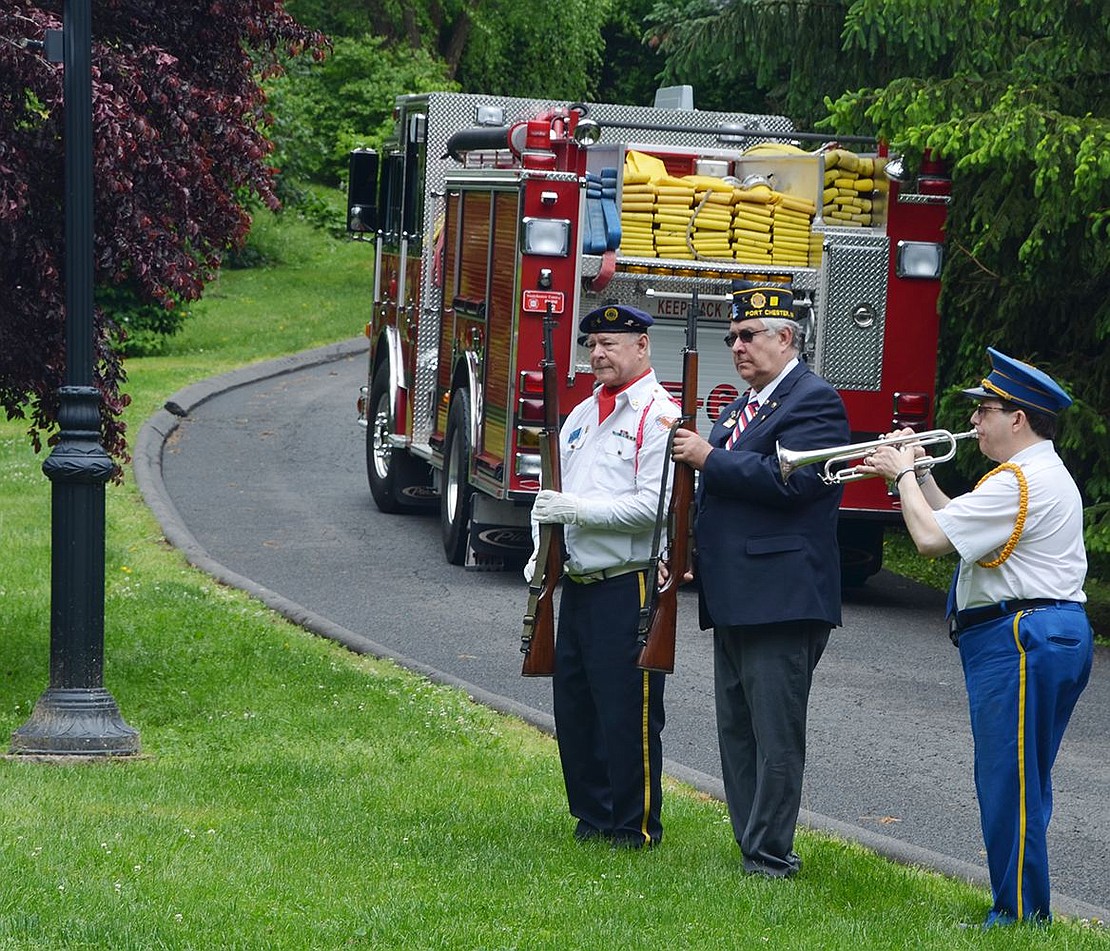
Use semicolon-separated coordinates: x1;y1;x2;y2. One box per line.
723;328;774;347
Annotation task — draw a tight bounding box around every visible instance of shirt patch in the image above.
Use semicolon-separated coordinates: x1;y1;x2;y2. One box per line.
567;425;587;449
656;415;678;431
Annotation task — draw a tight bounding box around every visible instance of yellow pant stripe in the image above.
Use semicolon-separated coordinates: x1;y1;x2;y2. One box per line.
1011;612;1029;919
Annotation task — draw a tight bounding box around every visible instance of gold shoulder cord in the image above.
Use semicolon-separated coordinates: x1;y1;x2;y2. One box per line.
974;461;1029;568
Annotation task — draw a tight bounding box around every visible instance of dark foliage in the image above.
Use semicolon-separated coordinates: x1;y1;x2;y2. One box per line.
0;1;325;465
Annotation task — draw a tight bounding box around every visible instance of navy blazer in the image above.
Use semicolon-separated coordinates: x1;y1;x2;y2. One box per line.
693;361;850;630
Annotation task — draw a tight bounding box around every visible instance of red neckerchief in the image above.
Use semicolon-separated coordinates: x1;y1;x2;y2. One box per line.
598;369;651;424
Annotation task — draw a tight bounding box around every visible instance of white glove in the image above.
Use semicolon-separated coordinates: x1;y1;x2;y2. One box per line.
523;518;541;583
532;489;580;525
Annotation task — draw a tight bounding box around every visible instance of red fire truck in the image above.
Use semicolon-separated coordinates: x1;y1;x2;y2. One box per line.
347;90;949;585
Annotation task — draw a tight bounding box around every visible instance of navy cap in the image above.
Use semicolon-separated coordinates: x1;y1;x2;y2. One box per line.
578;304;654;337
731;280;794;322
961;347;1073;416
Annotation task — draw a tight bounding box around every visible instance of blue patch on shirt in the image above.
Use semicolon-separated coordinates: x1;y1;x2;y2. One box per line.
567;427;583;445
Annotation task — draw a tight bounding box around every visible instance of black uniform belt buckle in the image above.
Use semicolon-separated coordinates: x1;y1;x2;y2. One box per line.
951;598;1063;642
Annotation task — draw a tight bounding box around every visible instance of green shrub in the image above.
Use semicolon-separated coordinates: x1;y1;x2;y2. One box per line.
265;35;457;189
98;282;189;357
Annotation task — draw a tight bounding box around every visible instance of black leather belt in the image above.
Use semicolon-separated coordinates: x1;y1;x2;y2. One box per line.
951;598;1067;642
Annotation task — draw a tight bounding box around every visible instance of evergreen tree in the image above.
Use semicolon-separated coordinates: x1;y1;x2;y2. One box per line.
826;0;1109;562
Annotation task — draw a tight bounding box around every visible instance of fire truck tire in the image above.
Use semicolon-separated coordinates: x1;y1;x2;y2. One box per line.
838;520;884;588
366;368;433;513
441;389;474;565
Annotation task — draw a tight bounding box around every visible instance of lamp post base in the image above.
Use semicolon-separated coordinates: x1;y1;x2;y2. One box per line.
10;687;140;756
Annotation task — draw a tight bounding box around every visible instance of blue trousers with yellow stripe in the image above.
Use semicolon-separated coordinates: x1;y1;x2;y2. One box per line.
958;602;1093;924
553;570;665;845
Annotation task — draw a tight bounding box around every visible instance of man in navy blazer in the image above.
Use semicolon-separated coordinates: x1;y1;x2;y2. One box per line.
671;280;849;877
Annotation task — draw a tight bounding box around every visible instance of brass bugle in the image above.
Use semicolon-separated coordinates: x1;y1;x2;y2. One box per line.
776;429;978;484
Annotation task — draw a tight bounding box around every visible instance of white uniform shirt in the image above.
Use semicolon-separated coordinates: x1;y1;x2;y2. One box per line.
934;440;1087;609
558;370;679;575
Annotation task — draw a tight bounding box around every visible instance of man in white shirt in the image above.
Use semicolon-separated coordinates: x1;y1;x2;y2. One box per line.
529;303;678;848
864;347;1093;927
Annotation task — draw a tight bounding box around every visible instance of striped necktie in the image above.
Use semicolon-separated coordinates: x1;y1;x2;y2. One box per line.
725;397;759;449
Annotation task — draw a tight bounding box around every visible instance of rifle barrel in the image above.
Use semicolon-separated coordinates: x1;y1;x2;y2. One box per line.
637;295;699;673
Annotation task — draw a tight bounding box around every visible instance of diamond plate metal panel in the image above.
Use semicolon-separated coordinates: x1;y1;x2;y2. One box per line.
815;231;889;390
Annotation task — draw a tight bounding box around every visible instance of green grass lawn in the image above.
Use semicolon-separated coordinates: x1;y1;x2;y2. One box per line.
0;210;1106;949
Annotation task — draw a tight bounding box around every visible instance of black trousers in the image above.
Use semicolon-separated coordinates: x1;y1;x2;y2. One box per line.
553;570;665;844
714;620;830;875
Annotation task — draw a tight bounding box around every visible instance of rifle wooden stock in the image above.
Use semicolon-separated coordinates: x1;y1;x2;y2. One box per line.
637;558;681;672
638;304;699;674
521;448;560;676
521;305;561;677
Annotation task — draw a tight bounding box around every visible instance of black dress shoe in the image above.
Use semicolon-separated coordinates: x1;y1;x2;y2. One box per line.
611;834;659;850
742;851;801;878
573;821;608;842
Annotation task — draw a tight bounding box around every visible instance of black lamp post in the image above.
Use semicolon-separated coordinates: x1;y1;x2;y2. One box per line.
10;0;139;756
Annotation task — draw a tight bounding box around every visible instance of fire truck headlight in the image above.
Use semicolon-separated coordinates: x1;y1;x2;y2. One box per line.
522;218;571;257
573;119;601;146
895;241;944;280
475;105;504;126
884;154;910;183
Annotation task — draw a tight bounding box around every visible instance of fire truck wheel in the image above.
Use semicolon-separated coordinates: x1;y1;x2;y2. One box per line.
367;368;433;513
441;389;474;565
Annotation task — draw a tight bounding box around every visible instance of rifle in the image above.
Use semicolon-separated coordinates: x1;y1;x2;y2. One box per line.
521;304;561;677
637;293;699;673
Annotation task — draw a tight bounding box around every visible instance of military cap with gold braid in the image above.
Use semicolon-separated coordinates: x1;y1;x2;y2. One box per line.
960;347;1073;416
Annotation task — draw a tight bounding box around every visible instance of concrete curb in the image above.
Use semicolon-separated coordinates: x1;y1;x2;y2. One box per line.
134;338;1108;927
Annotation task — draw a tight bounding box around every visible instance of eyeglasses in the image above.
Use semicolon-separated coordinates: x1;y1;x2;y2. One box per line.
971;404;1013;418
723;328;773;347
